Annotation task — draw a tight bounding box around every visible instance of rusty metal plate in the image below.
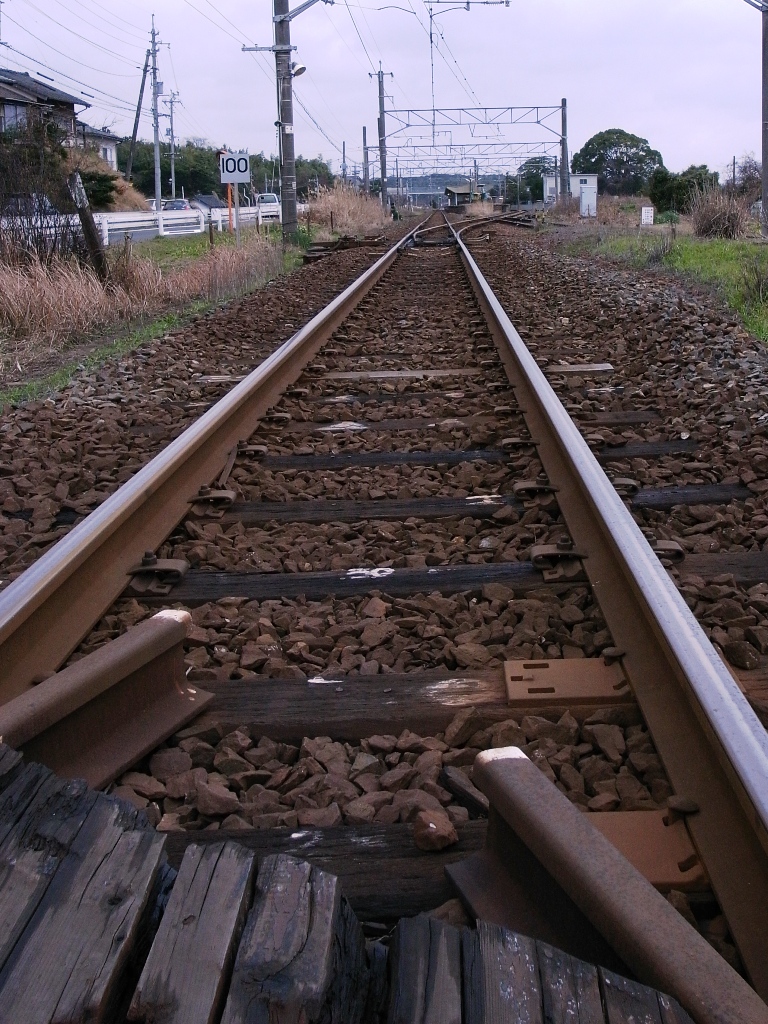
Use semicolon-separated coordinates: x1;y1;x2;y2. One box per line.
590;811;708;892
504;658;632;706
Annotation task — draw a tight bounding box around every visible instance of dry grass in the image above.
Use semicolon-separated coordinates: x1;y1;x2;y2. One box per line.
690;184;750;240
0;230;283;372
305;184;388;236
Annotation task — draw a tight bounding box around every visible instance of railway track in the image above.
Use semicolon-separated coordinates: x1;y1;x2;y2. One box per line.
0;210;767;1021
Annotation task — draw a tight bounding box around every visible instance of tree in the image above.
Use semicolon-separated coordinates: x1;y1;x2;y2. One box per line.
510;156;556;203
648;165;719;213
117;138;333;201
571;129;663;195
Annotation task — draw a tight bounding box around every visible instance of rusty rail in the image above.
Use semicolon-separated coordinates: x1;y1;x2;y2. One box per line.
0;220;429;700
449;217;768;997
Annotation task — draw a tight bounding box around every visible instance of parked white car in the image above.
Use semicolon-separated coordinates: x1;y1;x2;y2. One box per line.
256;193;281;223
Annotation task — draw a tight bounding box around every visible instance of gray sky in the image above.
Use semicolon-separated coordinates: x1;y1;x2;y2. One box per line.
0;0;762;181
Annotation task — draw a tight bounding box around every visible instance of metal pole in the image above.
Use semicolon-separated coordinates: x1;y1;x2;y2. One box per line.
342;141;347;183
234;183;241;246
362;126;369;192
168;91;177;200
151;17;162;213
371;64;392;207
560;96;569;204
126;49;150;183
763;10;768;235
275;0;298;240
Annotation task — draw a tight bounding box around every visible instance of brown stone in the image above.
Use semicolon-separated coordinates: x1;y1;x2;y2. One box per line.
121;771;167;801
148;747;193;782
724;640;760;671
349;752;383;779
442;747;480;768
454;643;491;668
380;763;418;792
196;782;241;817
413;809;459;851
392;789;443;822
582;723;626;766
297;803;343;827
444;707;483;748
366;734;398;754
165;768;208;800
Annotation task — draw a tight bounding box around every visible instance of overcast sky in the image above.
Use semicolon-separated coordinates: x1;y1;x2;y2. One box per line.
0;0;762;181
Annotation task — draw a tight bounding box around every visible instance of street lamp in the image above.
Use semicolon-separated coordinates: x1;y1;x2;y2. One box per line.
742;0;768;235
243;0;333;240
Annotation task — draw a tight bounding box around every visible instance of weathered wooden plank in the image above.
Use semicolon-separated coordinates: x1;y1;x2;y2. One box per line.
632;482;751;510
163;822;487;921
281;414;497;435
204;667;508;741
128;842;255;1024
261;447;510;471
321;368;482;380
154;560;565;605
599;968;663;1024
0;794;166;1024
386;916;462;1024
0;744;23;793
220;853;368;1024
0;774;95;973
536;940;604;1024
683;550;768;587
586;410;660;426
217;493;518;526
594;438;698;463
463;921;544;1024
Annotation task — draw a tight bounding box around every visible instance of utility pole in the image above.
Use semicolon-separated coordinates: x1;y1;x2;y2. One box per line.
764;6;768;235
370;64;393;207
150;18;162;212
126;49;150;183
741;1;768;235
560;97;569;204
342;141;347;183
165;91;179;199
362;126;369;192
274;0;298;239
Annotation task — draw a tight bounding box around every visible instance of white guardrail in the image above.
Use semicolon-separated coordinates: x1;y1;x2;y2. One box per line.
93;206;276;245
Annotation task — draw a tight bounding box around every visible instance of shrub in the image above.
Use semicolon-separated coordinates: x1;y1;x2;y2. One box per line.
690;184;749;239
739;253;768;306
307;185;387;235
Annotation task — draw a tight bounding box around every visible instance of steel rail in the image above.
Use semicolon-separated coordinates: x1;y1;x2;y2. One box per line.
450;219;768;996
0;220;430;700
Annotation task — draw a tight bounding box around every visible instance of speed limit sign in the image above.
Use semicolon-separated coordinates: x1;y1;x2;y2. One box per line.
219;152;251;183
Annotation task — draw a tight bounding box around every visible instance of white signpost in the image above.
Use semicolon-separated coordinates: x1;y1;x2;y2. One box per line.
641;206;654;226
219;152;250;245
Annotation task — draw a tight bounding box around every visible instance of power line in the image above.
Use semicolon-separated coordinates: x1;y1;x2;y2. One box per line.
76;0;145;34
1;41;141;104
1;10;139;77
343;0;377;71
49;0;147;47
15;0;142;67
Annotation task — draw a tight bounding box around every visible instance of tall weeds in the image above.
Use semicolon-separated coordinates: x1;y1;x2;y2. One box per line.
0;231;283;371
307;185;388;234
690;184;749;239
